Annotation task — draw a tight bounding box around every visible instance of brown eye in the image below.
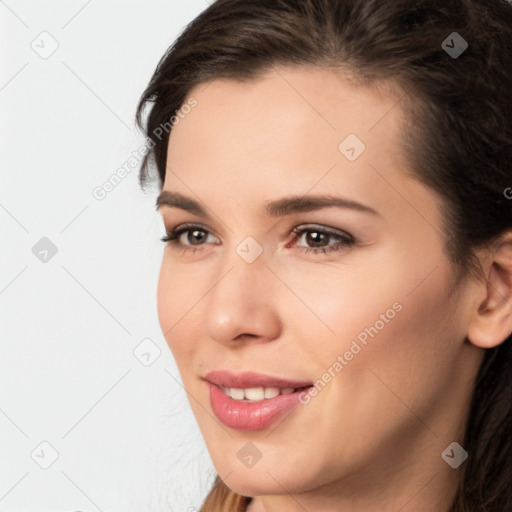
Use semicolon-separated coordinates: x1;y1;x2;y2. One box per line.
304;230;330;247
160;223;220;251
186;229;208;245
291;225;355;255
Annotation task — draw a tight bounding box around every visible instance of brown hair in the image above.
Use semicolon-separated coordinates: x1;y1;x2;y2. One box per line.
135;0;512;510
199;475;250;511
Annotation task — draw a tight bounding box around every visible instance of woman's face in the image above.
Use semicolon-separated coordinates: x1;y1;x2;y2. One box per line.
156;67;483;504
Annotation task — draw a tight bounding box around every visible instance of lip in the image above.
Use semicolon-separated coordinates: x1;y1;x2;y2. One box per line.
204;370;313;431
207;382;311;431
204;370;313;389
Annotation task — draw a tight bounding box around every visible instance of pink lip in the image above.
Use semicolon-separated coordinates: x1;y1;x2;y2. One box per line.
204;370;312;389
204;370;313;431
207;382;311;431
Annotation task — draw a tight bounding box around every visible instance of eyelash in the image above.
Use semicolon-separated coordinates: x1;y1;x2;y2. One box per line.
160;223;356;256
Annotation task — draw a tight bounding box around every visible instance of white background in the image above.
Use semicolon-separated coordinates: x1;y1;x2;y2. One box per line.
0;1;216;511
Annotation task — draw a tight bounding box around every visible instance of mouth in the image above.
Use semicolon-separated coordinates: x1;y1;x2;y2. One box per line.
217;384;312;402
204;371;314;431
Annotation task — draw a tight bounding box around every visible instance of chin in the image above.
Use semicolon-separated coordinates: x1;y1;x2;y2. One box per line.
223;477;286;498
218;463;316;497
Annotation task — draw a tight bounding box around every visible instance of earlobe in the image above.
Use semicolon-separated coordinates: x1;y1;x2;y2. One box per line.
467;235;512;349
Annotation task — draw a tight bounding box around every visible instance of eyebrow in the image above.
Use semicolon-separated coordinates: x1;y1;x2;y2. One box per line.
155;190;379;217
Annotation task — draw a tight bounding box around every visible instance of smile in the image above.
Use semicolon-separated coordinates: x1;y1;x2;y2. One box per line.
219;385;306;402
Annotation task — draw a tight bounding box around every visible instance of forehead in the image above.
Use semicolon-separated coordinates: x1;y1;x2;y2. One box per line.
162;66;423;217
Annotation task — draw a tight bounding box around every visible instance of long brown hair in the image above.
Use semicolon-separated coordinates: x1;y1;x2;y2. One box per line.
136;1;512;510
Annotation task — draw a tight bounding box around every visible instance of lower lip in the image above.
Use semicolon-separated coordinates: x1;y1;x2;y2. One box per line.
208;382;310;431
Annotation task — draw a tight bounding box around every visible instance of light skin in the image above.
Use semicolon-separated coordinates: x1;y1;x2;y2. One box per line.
155;66;512;512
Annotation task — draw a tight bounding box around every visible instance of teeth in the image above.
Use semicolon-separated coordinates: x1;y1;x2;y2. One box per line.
264;387;280;399
220;385;299;402
230;388;245;400
244;387;264;401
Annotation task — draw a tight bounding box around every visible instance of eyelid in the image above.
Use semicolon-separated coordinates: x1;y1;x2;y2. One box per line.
164;221;219;236
290;223;354;239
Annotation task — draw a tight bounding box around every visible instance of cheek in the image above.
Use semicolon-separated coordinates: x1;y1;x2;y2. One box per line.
331;259;458;420
156;259;199;361
277;259;460;471
287;243;459;400
314;238;455;352
271;254;408;356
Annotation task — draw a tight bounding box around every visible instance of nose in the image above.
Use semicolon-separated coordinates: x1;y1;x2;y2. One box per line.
203;247;282;346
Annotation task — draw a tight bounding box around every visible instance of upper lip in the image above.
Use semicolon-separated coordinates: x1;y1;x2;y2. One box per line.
204;370;313;389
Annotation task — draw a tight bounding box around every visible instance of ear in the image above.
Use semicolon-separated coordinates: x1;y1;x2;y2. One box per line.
467;233;512;348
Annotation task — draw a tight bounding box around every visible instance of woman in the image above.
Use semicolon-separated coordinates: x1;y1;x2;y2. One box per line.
135;0;512;510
